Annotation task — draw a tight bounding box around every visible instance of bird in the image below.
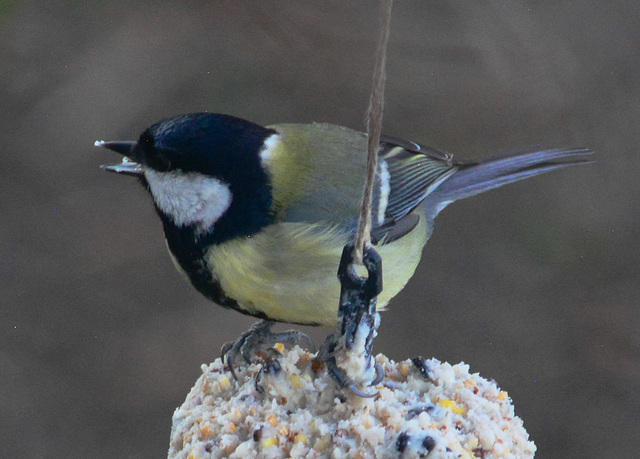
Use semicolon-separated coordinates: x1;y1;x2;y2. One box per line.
96;112;591;370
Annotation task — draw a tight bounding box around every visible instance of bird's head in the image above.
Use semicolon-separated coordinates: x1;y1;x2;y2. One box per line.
97;113;277;241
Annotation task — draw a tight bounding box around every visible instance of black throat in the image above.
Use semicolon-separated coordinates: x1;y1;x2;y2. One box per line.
160;218;240;310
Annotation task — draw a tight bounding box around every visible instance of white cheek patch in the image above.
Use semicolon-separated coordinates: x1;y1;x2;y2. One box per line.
377;160;390;225
144;169;232;233
259;133;281;168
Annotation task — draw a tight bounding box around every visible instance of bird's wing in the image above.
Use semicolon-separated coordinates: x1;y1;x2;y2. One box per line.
376;137;460;227
271;123;592;244
377;138;593;229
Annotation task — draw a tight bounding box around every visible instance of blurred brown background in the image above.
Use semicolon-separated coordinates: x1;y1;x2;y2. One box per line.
2;1;638;457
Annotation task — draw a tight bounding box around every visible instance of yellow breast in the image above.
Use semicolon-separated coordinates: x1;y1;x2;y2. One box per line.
204;213;428;326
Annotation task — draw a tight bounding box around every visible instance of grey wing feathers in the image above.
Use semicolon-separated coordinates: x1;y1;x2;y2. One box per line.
427;147;593;202
378;141;458;224
375;137;593;232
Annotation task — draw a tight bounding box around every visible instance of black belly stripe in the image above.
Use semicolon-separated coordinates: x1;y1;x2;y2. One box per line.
160;215;277;319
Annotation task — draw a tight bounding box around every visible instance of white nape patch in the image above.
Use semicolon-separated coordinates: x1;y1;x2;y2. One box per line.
144;169;232;233
259;133;281;168
377;160;390;225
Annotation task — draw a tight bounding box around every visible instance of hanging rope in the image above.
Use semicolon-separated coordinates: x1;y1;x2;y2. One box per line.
354;0;394;264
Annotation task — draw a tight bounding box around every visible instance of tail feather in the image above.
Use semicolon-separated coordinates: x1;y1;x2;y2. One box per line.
422;147;593;219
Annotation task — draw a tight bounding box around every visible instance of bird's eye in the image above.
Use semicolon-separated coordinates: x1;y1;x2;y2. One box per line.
144;148;172;172
154;154;172;172
138;131;173;171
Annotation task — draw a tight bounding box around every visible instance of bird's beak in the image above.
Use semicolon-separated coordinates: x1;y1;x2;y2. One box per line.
95;140;144;176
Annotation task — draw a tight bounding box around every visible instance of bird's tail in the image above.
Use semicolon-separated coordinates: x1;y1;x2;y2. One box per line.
422;147;593;219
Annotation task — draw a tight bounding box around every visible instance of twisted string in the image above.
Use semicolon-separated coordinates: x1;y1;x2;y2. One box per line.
353;0;394;264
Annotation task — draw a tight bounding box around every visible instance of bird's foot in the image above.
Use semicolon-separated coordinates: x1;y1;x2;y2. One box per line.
318;337;384;398
221;319;315;380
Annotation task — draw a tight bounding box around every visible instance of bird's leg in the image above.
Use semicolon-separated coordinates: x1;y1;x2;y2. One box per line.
221;319;315;380
318;243;383;397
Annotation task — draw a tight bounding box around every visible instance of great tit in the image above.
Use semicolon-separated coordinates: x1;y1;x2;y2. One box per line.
97;113;590;340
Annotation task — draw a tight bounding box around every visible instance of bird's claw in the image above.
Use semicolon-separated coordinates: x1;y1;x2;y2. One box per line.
322;351;382;398
348;384;378;398
347;363;384;398
319;336;384;398
221;319;316;380
371;362;384;386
